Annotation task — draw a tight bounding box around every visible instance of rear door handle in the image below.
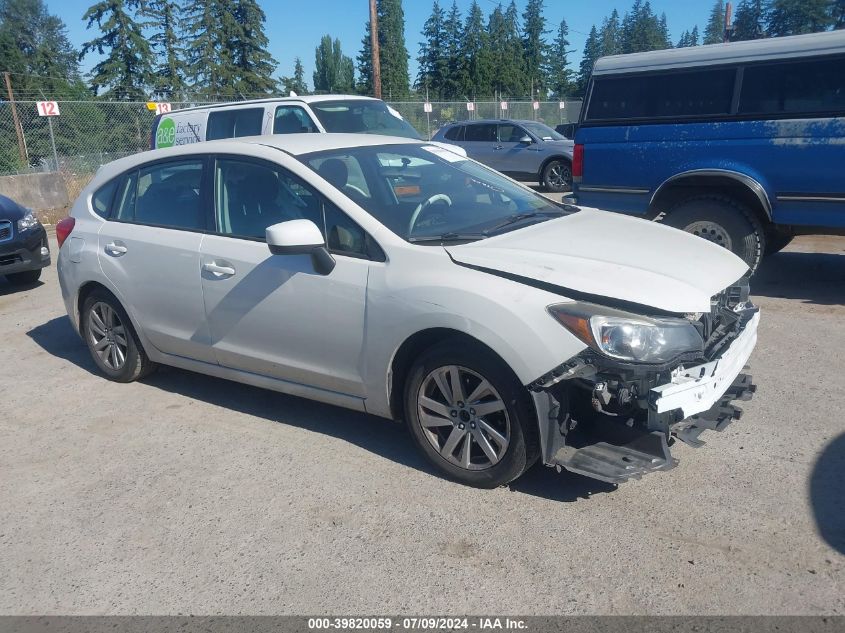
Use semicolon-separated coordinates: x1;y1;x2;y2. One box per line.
493;145;503;150
105;242;127;256
203;262;236;277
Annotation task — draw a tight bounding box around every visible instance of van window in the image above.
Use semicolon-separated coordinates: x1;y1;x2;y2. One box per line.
206;108;264;140
464;123;496;142
587;68;735;122
274;106;318;134
309;99;421;139
739;56;845;116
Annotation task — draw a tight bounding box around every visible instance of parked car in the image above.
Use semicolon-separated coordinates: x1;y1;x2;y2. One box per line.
571;29;845;271
0;194;50;285
56;134;758;487
431;119;574;192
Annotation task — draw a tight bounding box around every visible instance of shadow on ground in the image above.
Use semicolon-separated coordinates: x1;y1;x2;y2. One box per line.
0;277;44;296
27;315;612;503
752;250;845;306
810;432;845;555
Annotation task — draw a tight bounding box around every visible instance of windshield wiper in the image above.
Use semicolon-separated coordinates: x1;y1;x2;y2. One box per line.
483;211;564;235
408;232;488;244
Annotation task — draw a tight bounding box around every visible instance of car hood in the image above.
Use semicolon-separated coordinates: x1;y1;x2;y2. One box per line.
0;194;26;222
444;208;749;313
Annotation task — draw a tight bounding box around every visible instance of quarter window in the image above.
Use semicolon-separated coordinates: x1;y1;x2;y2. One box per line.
274;106;318;134
206;108;264;140
91;179;118;218
739;56;845;116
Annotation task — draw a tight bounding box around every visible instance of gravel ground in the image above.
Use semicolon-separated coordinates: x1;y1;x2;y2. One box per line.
0;231;843;615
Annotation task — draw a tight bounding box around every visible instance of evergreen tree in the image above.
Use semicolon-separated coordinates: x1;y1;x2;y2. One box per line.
599;9;622;56
576;24;601;97
442;0;463;98
703;0;725;43
457;0;491;98
521;0;548;96
732;0;765;40
313;35;354;93
357;0;410;98
81;0;152;99
280;57;308;95
231;0;276;94
143;0;185;98
621;0;670;53
0;0;84;97
831;0;845;28
766;0;832;36
485;1;525;97
379;0;410;98
416;0;448;97
659;12;672;47
545;18;572;98
691;24;700;44
677;29;691;47
184;0;239;97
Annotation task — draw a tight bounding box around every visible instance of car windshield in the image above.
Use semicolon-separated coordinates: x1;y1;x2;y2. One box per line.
300;143;576;242
521;121;565;141
309;100;422;139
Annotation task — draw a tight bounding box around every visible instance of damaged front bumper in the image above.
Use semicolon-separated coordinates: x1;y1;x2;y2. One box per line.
531;309;760;484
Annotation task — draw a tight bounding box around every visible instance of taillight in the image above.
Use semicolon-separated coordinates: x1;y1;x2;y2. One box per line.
56;216;75;248
572;144;584;181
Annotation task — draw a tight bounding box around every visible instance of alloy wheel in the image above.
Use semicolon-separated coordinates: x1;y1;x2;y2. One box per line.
87;301;129;371
416;365;511;471
548;162;571;189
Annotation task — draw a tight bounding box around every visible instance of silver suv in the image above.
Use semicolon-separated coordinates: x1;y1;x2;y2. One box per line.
432;119;574;193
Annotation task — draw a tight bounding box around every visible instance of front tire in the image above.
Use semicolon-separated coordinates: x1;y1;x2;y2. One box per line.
5;269;41;285
541;159;572;193
403;340;539;488
82;289;156;382
660;195;765;272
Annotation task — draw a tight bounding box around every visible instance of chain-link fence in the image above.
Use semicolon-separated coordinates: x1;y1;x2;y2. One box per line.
0;98;582;203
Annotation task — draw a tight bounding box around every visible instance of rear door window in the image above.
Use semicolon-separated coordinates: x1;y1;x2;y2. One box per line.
739;56;845;116
587;68;736;122
206;108;264;140
463;123;496;141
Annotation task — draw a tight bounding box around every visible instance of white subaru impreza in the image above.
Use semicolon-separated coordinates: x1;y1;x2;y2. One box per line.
56;134;759;487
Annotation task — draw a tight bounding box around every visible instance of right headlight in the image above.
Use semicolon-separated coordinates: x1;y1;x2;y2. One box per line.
548;302;704;364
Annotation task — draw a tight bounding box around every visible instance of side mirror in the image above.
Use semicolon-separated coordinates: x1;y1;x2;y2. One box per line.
266;219;336;275
518;135;533;144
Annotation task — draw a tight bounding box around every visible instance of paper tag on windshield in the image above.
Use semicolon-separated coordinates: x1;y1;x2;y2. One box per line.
422;145;464;162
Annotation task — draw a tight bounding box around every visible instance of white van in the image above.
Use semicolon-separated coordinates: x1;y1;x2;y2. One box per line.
151;95;426;149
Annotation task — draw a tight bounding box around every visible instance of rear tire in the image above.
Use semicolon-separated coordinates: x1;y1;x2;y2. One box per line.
541;159;572;193
403;340;539;488
5;269;41;285
660;195;765;272
82;289;156;382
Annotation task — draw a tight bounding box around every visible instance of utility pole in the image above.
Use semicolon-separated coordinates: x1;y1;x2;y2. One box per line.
369;0;382;99
4;72;27;165
724;2;734;42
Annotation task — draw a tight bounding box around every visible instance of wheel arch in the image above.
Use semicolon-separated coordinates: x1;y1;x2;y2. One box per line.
387;327;531;422
76;281;151;355
650;169;772;226
538;154;572;179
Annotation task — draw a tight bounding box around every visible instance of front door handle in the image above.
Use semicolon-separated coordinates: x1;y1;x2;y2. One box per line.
203;262;236;277
105;242;127;256
493;145;503;150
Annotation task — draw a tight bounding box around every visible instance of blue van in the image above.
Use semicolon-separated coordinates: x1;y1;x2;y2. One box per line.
570;30;845;270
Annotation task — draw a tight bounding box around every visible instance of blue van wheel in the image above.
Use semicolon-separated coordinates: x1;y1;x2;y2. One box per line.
661;195;765;272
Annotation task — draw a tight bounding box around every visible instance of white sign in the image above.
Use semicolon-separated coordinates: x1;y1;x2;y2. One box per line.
559;101;566;110
155;102;172;115
532;101;540;111
466;102;475;112
36;101;60;116
500;101;508;111
423;102;432;113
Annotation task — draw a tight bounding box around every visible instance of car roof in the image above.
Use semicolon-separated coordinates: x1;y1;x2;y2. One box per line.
92;133;424;181
450;119;542;125
169;94;380;115
593;29;845;75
